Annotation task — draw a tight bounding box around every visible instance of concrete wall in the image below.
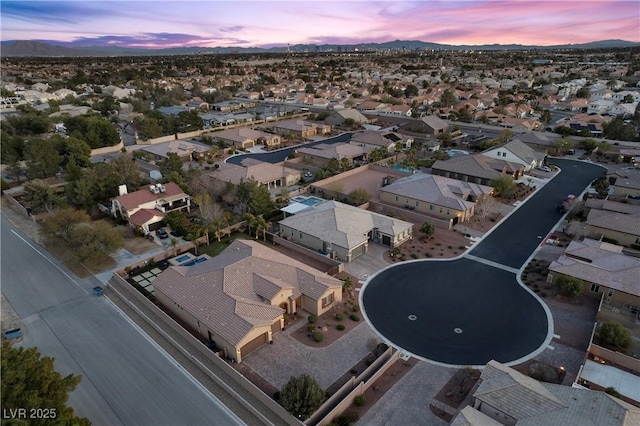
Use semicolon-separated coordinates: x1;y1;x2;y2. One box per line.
379;191;472;222
588;343;640;374
584;225;638;247
91;140;124;156
272;235;343;275
368;200;453;230
107;273;299;425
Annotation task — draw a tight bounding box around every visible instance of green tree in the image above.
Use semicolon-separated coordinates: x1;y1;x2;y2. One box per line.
1;342;91;426
555;275;583;297
65;178;96;211
280;374;325;420
490;175;516;196
254;216;268;240
368;148;387;163
598;321;633;352
404;84;419;98
4;154;24;182
593;178;610;197
160;152;184;178
327;157;340;173
339;157;351;172
576;87;590;98
440;89;456;108
23;179;63;214
24;138;63;179
580;138;598;152
40;208;90;244
343;118;356;129
234;178;274;216
349;188;371;205
68;221;124;264
419;221;435;240
110;152;143;191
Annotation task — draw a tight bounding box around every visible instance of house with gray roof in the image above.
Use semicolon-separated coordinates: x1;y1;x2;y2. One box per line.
379;173;493;223
210;158;301;190
212;127;281;149
349;130;412;153
584;206;640;248
278;201;413;262
465;360;640;426
153;239;343;363
432;153;525;186
139;139;209;162
295;142;367;168
548;238;640;306
481;140;546;172
399;115;449;135
608;168;640;199
324;108;369;126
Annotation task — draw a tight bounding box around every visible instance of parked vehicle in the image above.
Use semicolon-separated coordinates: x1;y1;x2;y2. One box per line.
156;228;169;239
537;165;552;172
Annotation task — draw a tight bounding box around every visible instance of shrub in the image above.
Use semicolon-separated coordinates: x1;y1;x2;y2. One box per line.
350;314;360;321
354;395;365;406
425;252;432;257
337;324;346;331
352;305;360;312
335;313;344;321
308;324;316;332
308;315;318;323
313;332;324;342
273;391;281;401
556;275;583;298
410;253;418;259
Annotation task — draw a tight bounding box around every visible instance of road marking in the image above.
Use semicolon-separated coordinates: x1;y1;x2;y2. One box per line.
21;314;40;324
553;333;561;339
464;254;520;274
10;230;88;295
547;344;555;350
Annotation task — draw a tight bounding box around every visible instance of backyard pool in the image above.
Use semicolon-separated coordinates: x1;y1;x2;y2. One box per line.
183;256;208;266
291;195;325;207
174;254;191;263
392;165;418;174
448;149;470;157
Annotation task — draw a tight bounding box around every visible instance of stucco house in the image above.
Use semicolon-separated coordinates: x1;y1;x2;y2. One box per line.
399;115;449;135
324;108;369;126
110;182;191;233
608;168;640;198
153;239;343;363
548;238;640;306
139;139;210;162
458;360;640;426
278;201;413;262
584;203;640;248
213;128;281;149
379;173;493;224
349;130;412;153
210;158;301;190
295;143;367;168
270;119;331;138
432;153;525;186
481;139;546;172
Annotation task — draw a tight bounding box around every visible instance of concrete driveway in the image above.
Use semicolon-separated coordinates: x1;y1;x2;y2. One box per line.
343;244;390;282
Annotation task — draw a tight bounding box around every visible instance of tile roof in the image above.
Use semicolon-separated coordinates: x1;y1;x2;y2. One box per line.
129;209;165;226
296;142;366;160
549;239;640;296
450;406;502;426
153;239;341;346
114;182;187;211
476;361;640;425
586;209;640;236
585;199;640;215
380;173;492;210
210;159;300;186
350;130;406;148
432;154;522;181
490;139;546;165
278;201;413;250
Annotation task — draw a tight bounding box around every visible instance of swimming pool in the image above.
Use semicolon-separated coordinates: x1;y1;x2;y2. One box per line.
291;195;324;206
183;256;208;266
175;254;191;263
392;165;418;174
448;149;470;157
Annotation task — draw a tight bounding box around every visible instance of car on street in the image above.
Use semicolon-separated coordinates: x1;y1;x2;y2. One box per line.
156;228;169;239
537;165;552;172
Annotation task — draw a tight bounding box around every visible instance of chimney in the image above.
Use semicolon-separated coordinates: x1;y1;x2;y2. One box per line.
118;184;128;196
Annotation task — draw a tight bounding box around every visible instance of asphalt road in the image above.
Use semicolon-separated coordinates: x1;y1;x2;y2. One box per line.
361;158;606;367
226;132;352;165
0;215;244;426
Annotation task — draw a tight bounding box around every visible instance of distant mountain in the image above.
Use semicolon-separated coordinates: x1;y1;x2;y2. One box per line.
1;39;638;57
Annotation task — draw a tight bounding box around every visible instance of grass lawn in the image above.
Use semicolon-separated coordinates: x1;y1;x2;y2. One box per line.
198;233;263;257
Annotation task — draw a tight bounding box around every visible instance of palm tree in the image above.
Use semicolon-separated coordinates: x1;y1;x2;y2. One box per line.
254;216;268;240
243;213;256;237
340;157;350;172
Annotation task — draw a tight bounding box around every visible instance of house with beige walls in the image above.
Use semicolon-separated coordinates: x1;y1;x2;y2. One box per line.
153;239;343;363
210;158;301;190
379;173;493;224
278;201;413;262
481;139;546;172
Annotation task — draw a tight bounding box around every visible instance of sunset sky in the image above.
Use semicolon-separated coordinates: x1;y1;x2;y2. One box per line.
2;1;639;49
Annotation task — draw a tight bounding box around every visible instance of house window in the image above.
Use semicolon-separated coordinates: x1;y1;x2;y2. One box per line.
322;293;334;308
446;210;450;215
502;152;507;157
430;205;434;211
475;178;482;184
445;172;450;178
439;208;443;213
299;232;303;239
462;175;468;182
415;201;419;207
590;284;600;293
395;195;399;202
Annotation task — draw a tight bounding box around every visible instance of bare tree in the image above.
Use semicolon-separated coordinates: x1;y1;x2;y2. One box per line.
474;196;498;219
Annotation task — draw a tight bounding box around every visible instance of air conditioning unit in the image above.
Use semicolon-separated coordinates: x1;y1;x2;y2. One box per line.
149;185;159;194
160;185;166;193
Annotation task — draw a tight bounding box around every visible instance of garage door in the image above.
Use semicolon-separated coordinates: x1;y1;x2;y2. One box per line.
382;235;391;246
240;333;267;358
148;221;164;231
271;319;282;333
351;243;366;260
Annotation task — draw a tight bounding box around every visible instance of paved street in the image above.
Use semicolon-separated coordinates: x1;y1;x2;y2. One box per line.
0;215;244;426
360;159;606;367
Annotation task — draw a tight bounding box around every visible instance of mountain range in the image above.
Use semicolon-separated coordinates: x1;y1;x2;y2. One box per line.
2;39;638;57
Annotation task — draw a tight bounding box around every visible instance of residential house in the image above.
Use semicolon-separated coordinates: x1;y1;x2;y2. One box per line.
400;115;449;135
213;128;281;149
210;158;301;190
387;104;412;116
608;167;640;198
324;108;369;126
516;132;562;151
270;119;332;139
102;85;136;100
153;239;343;363
584;202;640;247
278;201;413;262
139;139;210;162
548;238;640;306
587;99;615;115
295;143;367;168
110;182;191;233
379;173;493;224
481;140;546;172
609;102;639;118
349;130;412;153
616;151;640;168
461;360;640;426
432;153;525;186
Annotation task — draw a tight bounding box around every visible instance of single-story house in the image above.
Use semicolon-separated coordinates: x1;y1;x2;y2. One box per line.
210;158;301;190
213;128;281;149
548;238;640;306
278;200;413;262
584;205;640;248
139;140;210;162
110;182;191;233
324;108;369;126
270;119;331;138
432;153;525;186
608;167;640;199
295;143;367;168
399;115;449;135
349;130;412;153
379;173;493;223
459;360;640;426
153;239;343;363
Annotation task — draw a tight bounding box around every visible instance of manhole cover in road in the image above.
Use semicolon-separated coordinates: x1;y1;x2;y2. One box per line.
454;328;463;334
408;314;417;321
